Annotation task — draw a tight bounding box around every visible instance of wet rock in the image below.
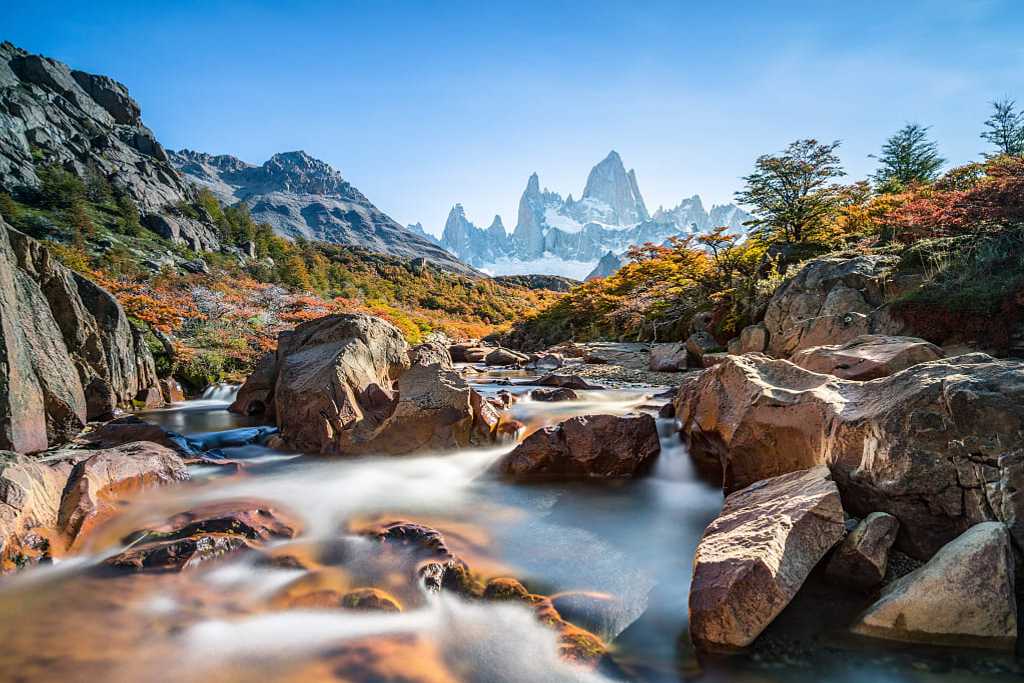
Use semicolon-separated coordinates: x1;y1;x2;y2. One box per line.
649;342;687;372
131;502;299;544
529;387;578;402
527;352;565;370
534;373;603;390
351;363;495;455
134;386;164;409
852;522;1017;650
228;351;277;417
689;466;845;650
55;441;189;544
674;352;1024;560
483;577;531;601
370;520;472;594
790;334;943;380
341;588;403;612
107;534;250;571
825;512;899;590
485;348;529;367
497;413;660;480
480;577;606;666
0;452;70;570
159;378;185;403
75;415;194;457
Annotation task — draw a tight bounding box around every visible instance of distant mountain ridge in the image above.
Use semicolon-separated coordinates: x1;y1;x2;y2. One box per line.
169;148;476;275
432;151;752;279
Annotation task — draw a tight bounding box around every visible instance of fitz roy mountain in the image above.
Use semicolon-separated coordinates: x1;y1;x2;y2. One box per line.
168;148;475;275
436;151;752;280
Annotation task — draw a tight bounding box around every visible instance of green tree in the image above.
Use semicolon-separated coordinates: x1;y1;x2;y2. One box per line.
37;165;85;209
83;163;113;204
981;97;1024;158
115;193;143;236
871;123;945;190
735;139;846;243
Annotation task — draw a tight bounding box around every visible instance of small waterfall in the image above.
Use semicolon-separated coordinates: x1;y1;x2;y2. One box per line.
199;382;240;403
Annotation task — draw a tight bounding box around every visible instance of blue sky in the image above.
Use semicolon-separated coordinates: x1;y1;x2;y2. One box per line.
7;1;1024;234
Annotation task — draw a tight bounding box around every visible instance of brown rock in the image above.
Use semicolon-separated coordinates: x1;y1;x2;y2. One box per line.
55;441;189;545
534;373;602;390
107;534;250;571
689;466;845;650
228;351;277;416
675;352;1024;559
825;512;899;589
77;415;192;456
529;387;578;402
240;314;410;454
852;522;1017;650
0;452;71;570
449;342;489;363
764;255;897;356
134;386;164;409
409;340;453;369
498;413;660;480
739;323;768;354
649;342;687;372
159;378;185;403
484;347;529;366
341;587;403;612
685;331;722;365
791;334;943;380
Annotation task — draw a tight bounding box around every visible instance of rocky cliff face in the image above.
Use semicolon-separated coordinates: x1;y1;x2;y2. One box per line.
0;217;161;453
435;150;752;278
0;42;219;252
169;148;476;275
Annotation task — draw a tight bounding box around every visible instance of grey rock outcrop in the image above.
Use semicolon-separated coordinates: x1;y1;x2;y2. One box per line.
169;148;473;275
0;218;161;452
0;42;217;249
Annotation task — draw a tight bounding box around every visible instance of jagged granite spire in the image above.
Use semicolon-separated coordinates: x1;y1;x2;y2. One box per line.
580;151;649;225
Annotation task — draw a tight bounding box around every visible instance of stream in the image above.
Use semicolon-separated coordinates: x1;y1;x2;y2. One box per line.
0;368;1018;682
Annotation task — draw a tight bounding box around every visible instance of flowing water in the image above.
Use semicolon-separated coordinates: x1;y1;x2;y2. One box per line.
0;369;1019;682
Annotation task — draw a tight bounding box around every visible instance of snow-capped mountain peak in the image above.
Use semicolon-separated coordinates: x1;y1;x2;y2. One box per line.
427;151;752;279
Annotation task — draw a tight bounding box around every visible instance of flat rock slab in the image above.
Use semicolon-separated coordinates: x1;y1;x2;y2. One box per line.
852;522;1017;650
689;466;845;650
791;334;942;380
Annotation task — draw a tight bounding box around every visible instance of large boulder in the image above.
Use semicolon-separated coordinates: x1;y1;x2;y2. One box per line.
232;314;497;455
825;512;900;590
497;413;660;480
344;362;490;454
790;334;942;380
852;522;1017;650
689;466;845;650
763;255;898;356
232;314;410;455
685;331;722;365
675;353;1024;559
55;441;189;545
0;218;162;452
